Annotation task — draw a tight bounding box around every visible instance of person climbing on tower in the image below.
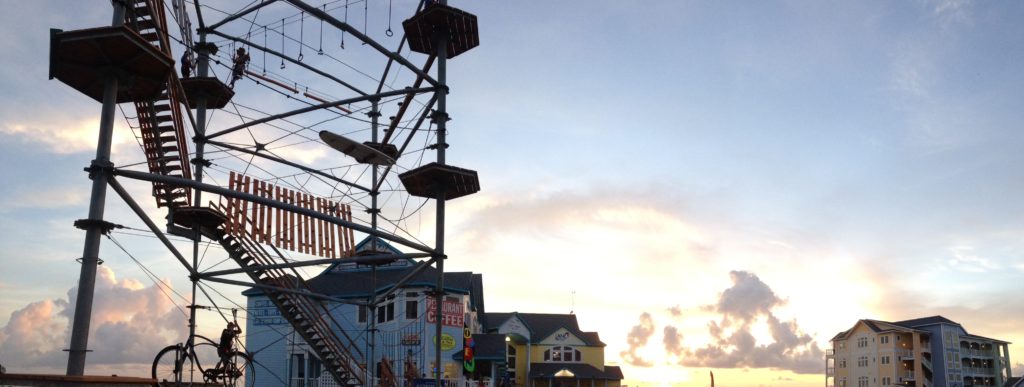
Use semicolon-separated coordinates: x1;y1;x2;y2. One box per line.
229;47;250;89
180;51;192;79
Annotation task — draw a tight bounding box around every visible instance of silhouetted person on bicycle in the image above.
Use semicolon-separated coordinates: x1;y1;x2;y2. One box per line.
218;321;241;359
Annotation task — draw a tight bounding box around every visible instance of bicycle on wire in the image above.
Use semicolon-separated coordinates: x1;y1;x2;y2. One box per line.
153;308;255;386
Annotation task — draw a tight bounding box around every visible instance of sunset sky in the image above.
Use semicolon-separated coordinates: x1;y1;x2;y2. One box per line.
1;1;1024;386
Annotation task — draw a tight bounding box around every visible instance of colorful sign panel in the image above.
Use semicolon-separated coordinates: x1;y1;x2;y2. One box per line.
434;333;456;351
463;323;475;374
426;298;464;327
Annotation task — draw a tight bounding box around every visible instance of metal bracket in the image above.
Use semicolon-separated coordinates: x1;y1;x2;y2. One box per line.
73;218;121;234
75;257;104;265
83;160;114;179
190;157;212;167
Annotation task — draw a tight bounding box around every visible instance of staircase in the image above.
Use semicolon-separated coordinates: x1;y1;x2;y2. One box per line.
214;202;367;387
124;0;194;209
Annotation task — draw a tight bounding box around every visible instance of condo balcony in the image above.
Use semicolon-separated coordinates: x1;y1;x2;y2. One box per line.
827;367;835;376
900;371;915;381
896;349;914;360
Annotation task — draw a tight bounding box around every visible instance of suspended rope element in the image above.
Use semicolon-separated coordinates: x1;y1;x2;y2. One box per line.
386;0;394;37
280;18;286;69
318;4;325;55
298;11;305;61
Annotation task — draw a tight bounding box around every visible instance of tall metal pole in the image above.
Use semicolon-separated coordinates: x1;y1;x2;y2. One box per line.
367;98;380;385
66;2;126;376
188;34;214;350
433;8;449;385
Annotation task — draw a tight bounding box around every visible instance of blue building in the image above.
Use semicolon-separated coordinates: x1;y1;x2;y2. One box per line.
243;237;489;386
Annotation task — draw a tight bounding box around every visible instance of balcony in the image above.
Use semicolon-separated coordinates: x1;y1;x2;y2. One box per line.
827;349;835;356
896;349;914;360
827;367;835;376
901;371;915;380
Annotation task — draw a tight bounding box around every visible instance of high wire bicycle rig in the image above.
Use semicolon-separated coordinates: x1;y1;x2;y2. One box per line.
46;0;480;385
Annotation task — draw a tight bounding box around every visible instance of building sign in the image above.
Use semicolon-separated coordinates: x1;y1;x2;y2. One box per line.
463;323;475;374
434;333;456;351
252;299;286;326
426;298;464;327
499;316;530;340
402;333;421;346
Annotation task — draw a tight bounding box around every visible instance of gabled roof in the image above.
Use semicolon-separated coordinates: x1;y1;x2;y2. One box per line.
891;315;960;329
830;319;923;342
528;363;623;380
485;312;605;346
306;265;476;299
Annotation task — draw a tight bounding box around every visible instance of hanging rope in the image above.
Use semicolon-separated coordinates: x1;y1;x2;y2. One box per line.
386;0;394;37
341;0;349;49
318;4;325;55
262;25;267;74
298;11;305;62
279;18;286;69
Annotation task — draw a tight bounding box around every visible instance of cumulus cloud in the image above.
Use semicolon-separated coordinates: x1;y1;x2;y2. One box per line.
620;312;656;367
677;271;823;374
627;271;824;374
0;266;187;373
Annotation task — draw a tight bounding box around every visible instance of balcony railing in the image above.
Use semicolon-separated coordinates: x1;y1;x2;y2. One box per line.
827;367;835;376
827;349;835;356
900;371;915;381
896;349;914;360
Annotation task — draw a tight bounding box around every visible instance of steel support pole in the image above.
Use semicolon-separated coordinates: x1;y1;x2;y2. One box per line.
367;98;380;385
66;2;126;376
433;16;449;386
186;32;214;357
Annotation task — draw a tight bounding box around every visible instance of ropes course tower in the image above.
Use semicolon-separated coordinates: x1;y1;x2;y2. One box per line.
49;0;480;385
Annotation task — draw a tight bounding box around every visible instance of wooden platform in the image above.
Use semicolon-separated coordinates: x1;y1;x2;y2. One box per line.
399;162;479;200
402;4;479;59
0;373;155;386
49;25;172;103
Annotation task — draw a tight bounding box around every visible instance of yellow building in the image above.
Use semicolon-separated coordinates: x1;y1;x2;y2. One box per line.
484;312;623;387
826;316;1013;387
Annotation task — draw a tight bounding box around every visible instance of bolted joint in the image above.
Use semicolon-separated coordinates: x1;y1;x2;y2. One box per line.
191;157;212;167
83;160;114;179
364;208;381;214
193;41;219;56
429;110;451;123
366;111;382;118
73;219;122;234
426;143;449;150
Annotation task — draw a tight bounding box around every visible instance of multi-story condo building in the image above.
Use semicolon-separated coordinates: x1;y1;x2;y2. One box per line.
826;316;1012;387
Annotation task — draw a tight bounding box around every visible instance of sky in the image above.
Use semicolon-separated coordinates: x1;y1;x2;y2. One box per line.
1;0;1024;386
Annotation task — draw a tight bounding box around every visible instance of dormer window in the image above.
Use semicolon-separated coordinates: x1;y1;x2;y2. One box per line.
544;346;581;363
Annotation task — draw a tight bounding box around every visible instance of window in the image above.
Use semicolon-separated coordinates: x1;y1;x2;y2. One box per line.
290;353;322;386
881;356;890;365
839;377;846;387
507;344;517;372
839;342;846;349
858;376;868;387
881;336;890;344
858;337;868;348
839;358;847;368
882;377;891;386
406;299;418;320
358;305;367;323
543;346;581;363
858;356;868;367
387;302;395;321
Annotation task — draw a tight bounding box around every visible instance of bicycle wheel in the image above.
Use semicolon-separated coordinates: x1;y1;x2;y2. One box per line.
223;351;255;387
152;345;196;384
